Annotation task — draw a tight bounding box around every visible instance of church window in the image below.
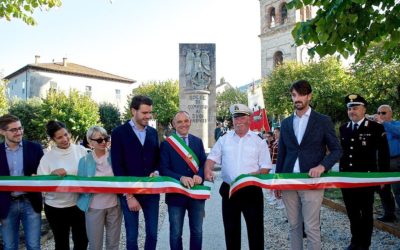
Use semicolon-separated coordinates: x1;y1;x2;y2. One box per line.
269;7;276;28
306;6;312;20
280;3;288;24
273;51;283;68
299;7;305;22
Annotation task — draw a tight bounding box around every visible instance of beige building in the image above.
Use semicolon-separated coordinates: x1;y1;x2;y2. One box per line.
4;56;135;111
259;0;316;77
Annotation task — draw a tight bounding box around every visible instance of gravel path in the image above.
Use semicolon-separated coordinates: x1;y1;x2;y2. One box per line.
41;172;400;249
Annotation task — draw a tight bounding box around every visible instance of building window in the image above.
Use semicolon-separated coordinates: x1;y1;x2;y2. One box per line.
22;81;25;94
306;6;312;20
85;86;92;97
269;7;276;28
115;89;121;100
273;51;283;68
280;3;288;24
300;7;305;22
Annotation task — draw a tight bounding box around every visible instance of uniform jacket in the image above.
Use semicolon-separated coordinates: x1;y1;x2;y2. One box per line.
111;121;160;177
339;119;390;172
0;140;43;219
276;110;342;173
159;133;207;206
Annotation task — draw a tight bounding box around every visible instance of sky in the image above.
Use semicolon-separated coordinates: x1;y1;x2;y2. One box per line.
0;0;261;87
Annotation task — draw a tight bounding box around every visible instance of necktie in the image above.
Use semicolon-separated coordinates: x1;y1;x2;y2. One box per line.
181;137;187;145
353;123;358;131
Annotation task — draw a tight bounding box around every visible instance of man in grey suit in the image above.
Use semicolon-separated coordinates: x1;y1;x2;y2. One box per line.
275;80;342;250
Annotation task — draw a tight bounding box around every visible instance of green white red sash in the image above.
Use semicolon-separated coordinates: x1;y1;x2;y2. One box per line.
166;134;200;174
229;172;400;197
0;175;211;200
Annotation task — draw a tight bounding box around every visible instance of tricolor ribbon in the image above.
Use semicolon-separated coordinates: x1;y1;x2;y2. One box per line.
166;134;200;174
0;175;210;200
229;172;400;197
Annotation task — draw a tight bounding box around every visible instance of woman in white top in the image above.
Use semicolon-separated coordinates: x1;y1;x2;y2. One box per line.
77;126;122;250
37;120;88;250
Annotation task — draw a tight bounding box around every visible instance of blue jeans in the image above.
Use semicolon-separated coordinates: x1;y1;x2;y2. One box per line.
168;199;205;250
1;198;41;250
120;194;160;250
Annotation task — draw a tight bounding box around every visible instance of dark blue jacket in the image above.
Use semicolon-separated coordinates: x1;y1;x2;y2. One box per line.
111;121;160;177
276;110;342;173
0;140;43;219
159;134;207;206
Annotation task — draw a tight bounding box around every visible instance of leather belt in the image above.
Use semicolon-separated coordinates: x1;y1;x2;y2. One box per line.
11;194;27;201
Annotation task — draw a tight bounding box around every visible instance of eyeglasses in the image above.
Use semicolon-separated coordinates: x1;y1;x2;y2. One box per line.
5;127;24;133
90;136;110;144
377;112;387;115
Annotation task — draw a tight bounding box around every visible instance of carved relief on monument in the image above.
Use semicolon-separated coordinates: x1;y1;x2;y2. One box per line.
184;48;211;90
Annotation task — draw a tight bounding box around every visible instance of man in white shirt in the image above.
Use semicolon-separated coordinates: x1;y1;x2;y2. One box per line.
275;80;342;250
205;103;272;250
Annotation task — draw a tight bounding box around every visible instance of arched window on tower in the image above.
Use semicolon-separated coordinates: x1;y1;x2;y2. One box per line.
306;6;312;20
280;3;288;24
273;51;283;68
299;7;305;22
269;7;276;28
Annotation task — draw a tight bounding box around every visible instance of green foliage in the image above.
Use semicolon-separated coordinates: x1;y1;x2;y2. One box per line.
99;103;122;135
0;0;62;25
216;87;247;122
351;44;400;117
125;80;179;127
289;0;400;61
41;90;99;141
264;57;354;123
8;98;46;143
0;80;8;116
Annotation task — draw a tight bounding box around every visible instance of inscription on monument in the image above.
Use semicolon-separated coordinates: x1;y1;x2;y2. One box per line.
187;94;208;123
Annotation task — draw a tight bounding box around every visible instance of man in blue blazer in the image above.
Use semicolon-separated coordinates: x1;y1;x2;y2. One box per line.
160;111;207;250
111;95;160;250
275;80;342;250
0;114;43;250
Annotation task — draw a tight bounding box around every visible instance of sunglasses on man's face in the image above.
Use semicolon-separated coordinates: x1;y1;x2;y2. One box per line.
377;112;387;115
90;137;110;144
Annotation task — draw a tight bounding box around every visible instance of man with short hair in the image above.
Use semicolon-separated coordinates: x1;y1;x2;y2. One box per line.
205;103;272;250
160;111;207;250
111;95;160;250
0;114;44;250
374;104;400;221
340;94;390;250
275;80;342;250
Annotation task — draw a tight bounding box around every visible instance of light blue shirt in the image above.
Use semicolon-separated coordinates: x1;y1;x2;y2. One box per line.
383;120;400;157
5;142;25;196
292;107;312;172
129;119;147;146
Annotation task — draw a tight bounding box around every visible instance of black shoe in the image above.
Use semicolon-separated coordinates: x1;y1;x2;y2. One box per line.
377;215;397;223
346;243;358;250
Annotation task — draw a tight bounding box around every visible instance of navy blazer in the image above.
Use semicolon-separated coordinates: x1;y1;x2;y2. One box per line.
111;121;160;177
0;140;43;219
276;110;342;173
159;133;207;206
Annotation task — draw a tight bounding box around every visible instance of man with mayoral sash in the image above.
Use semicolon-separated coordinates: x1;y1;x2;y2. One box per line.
160;111;207;250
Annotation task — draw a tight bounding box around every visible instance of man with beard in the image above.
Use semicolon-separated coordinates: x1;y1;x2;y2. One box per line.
0;114;44;250
339;94;390;250
205;103;272;250
111;95;160;250
275;80;342;250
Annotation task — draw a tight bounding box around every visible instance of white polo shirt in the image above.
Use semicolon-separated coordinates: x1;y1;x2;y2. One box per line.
208;130;272;184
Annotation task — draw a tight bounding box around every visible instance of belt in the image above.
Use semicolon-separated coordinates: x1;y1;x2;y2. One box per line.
11;194;28;201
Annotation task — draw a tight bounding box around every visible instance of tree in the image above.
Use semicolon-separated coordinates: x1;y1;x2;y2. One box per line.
41;90;99;141
264;57;354;123
99;103;122;135
351;44;400;117
216;87;247;122
0;0;62;25
0;79;8;116
124;80;179;127
289;0;400;61
8;98;46;143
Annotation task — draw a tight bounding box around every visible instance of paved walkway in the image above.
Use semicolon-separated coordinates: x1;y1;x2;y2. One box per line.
158;173;249;249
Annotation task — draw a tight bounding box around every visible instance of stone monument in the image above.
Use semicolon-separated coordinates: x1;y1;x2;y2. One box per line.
179;43;216;149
